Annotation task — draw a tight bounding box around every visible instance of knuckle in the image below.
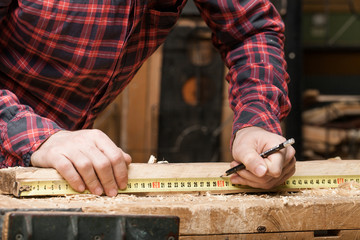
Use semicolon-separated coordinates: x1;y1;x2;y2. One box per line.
236;152;253;167
97;160;111;171
76;160;92;171
272;169;282;178
117;173;128;182
46;147;61;157
102;178;117;187
71;134;85;144
287;148;296;159
55;160;73;172
66;175;82;186
88;145;98;153
86;178;100;188
124;153;132;164
91;129;105;137
242;152;253;161
108;150;123;163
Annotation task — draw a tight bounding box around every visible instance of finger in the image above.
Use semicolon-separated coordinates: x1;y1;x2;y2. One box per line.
69;151;103;196
282;156;296;178
230;161;243;168
269;163;296;188
112;159;129;190
92;130;123;159
231;156;296;189
231;165;295;189
93;133;132;189
83;147;119;197
51;155;86;193
123;152;132;166
232;138;268;178
264;166;296;189
236;152;268;178
263;152;284;178
109;150;131;189
230;169;273;185
285;146;296;165
100;149;130;190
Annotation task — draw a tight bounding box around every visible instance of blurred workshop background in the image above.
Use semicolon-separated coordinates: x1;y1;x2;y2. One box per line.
94;0;360;163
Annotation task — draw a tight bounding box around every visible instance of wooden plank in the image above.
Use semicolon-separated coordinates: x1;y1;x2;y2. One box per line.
303;125;347;151
180;230;360;240
303;102;360;125
1;159;360;195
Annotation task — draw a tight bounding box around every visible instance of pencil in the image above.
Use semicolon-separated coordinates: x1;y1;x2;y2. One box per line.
220;138;295;177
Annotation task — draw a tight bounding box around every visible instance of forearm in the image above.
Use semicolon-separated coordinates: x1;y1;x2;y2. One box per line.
226;32;291;136
194;0;291;136
0;89;62;167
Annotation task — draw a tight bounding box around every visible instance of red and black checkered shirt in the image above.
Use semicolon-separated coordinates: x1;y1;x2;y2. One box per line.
0;0;291;167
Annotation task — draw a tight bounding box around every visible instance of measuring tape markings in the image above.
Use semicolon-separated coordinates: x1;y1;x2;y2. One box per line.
14;175;360;197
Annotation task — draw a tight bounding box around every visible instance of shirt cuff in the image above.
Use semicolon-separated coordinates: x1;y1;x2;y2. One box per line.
230;102;283;151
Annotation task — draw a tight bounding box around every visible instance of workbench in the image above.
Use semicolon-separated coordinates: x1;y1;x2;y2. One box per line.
1;159;360;239
1;187;360;239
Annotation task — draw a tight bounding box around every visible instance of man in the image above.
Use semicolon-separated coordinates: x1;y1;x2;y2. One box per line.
0;0;296;196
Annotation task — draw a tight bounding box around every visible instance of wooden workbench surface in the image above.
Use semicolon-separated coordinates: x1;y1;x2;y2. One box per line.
2;159;360;239
2;184;360;238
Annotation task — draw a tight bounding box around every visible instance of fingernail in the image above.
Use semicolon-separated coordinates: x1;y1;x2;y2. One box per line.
120;183;127;190
109;189;118;197
255;165;267;177
94;187;103;196
78;185;85;192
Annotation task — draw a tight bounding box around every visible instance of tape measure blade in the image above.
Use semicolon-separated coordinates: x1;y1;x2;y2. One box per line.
15;180;80;197
122;178;253;193
284;175;360;189
14;175;360;197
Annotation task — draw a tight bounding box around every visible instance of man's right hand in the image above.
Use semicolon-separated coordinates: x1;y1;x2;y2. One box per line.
30;129;132;197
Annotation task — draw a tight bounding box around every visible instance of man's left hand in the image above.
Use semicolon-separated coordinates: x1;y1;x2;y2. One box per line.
230;126;296;189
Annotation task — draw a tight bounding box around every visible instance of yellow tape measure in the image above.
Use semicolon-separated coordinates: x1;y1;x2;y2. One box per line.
13;175;360;197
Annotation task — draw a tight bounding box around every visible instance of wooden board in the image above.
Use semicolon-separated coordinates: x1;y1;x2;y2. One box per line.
1;159;360;195
180;230;360;240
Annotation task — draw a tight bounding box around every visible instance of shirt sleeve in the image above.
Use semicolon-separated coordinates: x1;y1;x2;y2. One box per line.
193;0;291;144
0;0;12;23
0;89;62;167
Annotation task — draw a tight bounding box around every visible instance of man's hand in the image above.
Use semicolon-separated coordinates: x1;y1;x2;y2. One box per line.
230;127;296;189
30;130;132;196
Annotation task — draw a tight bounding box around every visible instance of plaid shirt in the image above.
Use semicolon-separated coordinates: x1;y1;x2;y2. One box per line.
0;0;290;167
